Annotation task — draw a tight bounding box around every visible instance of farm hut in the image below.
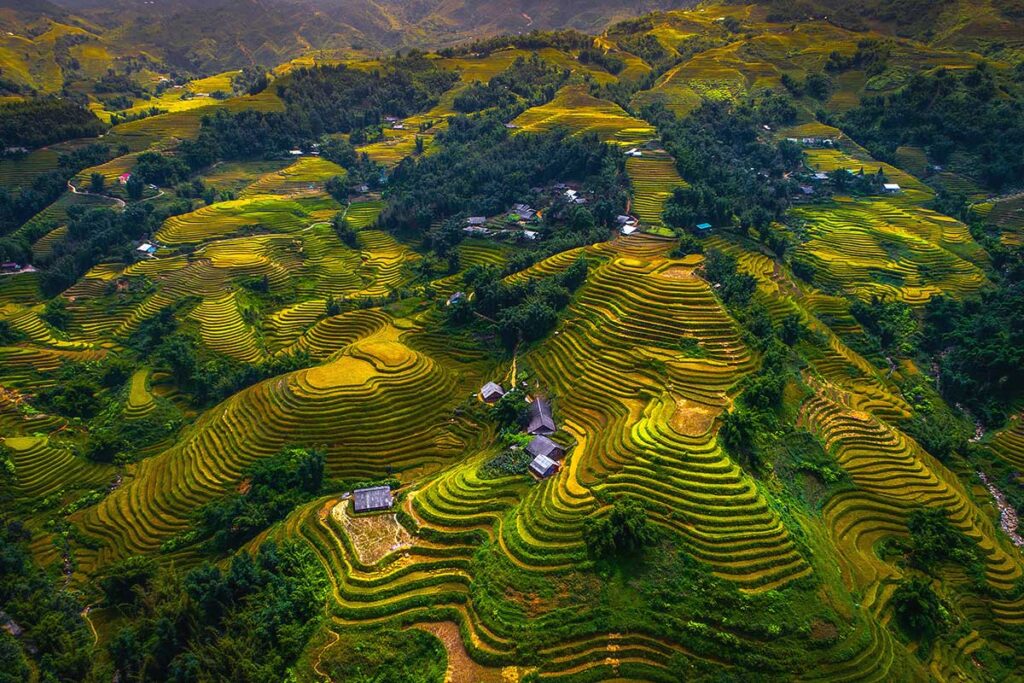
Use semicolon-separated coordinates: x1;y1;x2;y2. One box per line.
883;183;901;193
480;382;505;403
813;172;829;181
353;486;393;513
620;224;638;235
527;435;564;460
527;397;556;435
695;222;713;232
467;216;487;226
522;230;539;240
447;291;465;306
1;262;21;273
529;454;558;479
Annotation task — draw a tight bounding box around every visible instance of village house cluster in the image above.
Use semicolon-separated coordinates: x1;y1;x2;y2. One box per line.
480;381;568;480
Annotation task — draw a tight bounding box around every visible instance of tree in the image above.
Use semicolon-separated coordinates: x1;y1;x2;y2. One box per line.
126;175;144;201
90;172;105;193
493;390;528;429
890;578;945;642
583;497;657;560
96;556;158;607
719;407;760;471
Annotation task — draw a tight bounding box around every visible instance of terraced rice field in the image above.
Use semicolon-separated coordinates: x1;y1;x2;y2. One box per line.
626;149;688;235
156;195;338;245
790;199;987;304
511;85;654;146
76;335;465;560
240;157;346;197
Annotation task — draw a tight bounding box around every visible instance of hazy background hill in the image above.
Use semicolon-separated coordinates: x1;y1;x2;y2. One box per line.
36;0;692;72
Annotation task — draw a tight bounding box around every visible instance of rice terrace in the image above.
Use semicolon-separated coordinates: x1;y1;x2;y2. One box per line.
2;0;1024;681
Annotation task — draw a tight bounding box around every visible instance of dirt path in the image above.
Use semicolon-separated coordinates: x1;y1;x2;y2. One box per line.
67;180;126;208
412;621;513;683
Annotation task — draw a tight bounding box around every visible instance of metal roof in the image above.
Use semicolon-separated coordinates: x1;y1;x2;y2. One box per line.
527;397;556;435
529;454;557;478
353;486;393;513
526;435;563;459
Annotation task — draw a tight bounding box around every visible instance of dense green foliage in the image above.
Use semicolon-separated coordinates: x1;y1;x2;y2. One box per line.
107;540;328;681
923;269;1024;425
890;578;946;643
382;117;626;234
179;57;457;168
843;64;1024;189
458;256;588;349
319;628;446;682
0;144;114;257
648;98;802;233
183;447;326;552
452;55;569;113
0;520;94;681
0;99;106;150
583;497;657;559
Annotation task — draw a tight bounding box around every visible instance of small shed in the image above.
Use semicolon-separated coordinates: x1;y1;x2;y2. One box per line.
620;224;638;235
447;291;465;306
695;222;713;232
527;397;556;435
353;486;394;513
529;454;558;479
480;382;505;403
467;216;487;226
813;172;829;181
527;435;564;460
118;173;132;185
883;183;901;193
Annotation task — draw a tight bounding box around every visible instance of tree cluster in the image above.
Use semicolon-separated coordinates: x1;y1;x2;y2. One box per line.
105;540;327;682
381;115;625;235
185;447;326;552
0;99;106;150
923;269;1024;426
452;55;569;113
843;64;1024;189
456;257;588;349
649;97;802;235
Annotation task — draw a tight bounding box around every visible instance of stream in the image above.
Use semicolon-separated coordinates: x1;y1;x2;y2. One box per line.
978;471;1024;548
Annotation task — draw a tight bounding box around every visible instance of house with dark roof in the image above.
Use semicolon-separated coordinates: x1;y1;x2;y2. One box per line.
526;435;564;460
480;382;505;403
352;486;393;513
529;454;558;479
526;397;556;435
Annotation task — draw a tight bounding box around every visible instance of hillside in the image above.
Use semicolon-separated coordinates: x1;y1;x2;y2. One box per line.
1;3;1024;682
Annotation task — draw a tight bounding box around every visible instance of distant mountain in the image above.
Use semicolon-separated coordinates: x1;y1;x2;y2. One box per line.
38;0;693;74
